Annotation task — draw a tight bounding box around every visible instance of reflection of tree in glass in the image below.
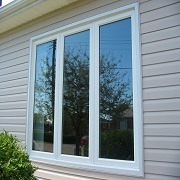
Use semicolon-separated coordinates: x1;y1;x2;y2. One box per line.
34;40;56;131
99;52;133;160
100;53;132;129
34;46;132;156
63;48;89;156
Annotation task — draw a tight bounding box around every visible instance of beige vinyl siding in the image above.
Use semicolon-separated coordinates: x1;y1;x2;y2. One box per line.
0;0;180;179
0;39;28;139
145;149;180;163
144;111;180;124
141;0;180;180
142;48;180;65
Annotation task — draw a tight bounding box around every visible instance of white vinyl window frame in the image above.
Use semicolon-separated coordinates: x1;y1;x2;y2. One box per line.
26;2;143;176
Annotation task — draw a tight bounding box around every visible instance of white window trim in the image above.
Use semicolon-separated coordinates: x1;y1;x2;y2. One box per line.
26;2;143;176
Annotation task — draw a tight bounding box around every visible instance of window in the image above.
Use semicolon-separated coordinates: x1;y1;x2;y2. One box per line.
27;3;143;176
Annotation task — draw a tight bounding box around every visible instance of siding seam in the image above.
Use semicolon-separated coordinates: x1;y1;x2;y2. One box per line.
142;47;180;55
141;35;180;45
143;72;180;78
140;2;179;13
140;12;180;25
141;24;180;35
0;47;29;57
142;59;180;67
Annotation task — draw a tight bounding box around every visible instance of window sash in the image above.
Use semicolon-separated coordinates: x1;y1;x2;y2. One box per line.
27;2;143;176
94;12;138;169
27;35;60;159
57;25;93;164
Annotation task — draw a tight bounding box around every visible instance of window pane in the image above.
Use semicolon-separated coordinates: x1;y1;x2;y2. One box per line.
33;40;56;152
62;30;90;156
99;18;134;160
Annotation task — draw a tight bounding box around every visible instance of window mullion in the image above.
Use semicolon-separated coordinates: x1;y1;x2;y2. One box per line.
53;34;60;159
55;34;64;159
93;22;100;164
89;23;96;164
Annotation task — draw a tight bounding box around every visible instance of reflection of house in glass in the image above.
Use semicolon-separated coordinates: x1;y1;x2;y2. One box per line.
100;108;133;131
119;108;133;130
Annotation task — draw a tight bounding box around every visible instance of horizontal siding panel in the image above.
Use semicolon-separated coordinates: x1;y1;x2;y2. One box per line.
141;14;180;34
0;109;26;117
140;0;179;13
145;161;180;177
0;41;28;57
30;172;179;180
144;124;180;136
10;132;26;141
0;48;29;62
0;85;27;96
141;3;180;23
0;101;27;110
144;111;180;124
142;37;180;55
0;36;28;53
142;25;180;44
35;169;91;180
0;93;27;103
19;141;26;148
143;73;180;88
0;117;26;124
0;70;28;83
145;149;180;163
0;131;26;142
0;63;28;76
144;98;180;112
145;173;180;180
0;55;28;68
0;124;26;133
144;137;180;150
143;86;180;100
0;78;28;89
143;61;180;77
142;49;180;65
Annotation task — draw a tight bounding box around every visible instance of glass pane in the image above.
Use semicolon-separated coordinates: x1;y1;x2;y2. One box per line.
62;30;90;156
99;18;134;160
33;40;56;152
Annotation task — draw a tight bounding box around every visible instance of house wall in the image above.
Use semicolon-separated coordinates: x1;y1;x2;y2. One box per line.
0;0;180;179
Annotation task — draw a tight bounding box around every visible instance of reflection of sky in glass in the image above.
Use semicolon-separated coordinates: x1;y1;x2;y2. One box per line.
36;41;55;78
100;18;132;93
65;30;90;53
